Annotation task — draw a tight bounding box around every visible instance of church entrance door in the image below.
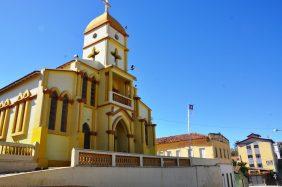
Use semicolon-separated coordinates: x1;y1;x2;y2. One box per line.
83;123;91;149
114;120;129;153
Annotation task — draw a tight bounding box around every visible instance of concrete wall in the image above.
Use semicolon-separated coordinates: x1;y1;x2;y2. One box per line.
220;164;236;187
0;166;223;187
0;160;37;174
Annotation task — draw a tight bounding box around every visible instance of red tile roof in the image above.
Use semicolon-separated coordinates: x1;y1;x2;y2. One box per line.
156;133;208;144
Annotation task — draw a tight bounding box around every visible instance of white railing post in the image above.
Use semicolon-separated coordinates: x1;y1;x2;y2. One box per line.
112;153;116;167
71;148;79;167
177;158;180;167
33;142;39;161
140;155;143;167
109;91;113;103
161;157;164;167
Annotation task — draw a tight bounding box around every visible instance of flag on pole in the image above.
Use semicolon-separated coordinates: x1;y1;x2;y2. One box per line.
189;104;194;110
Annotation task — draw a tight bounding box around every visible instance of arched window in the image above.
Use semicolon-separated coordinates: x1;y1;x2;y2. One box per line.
81;74;88;101
60;95;68;132
90;80;96;106
48;92;58;130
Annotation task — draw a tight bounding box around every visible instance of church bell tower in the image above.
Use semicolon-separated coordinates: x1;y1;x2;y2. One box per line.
82;0;129;71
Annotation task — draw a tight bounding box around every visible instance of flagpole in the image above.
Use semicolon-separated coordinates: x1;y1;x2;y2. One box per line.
188;104;193;157
188;106;191;157
188;107;190;134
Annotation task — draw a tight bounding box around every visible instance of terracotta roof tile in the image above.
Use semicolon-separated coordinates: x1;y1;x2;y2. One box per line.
156;133;208;144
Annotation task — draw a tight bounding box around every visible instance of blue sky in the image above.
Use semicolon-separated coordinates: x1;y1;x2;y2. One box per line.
0;0;282;147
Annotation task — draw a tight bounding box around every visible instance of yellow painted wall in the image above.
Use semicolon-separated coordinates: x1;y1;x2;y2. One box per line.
46;134;70;161
157;139;231;164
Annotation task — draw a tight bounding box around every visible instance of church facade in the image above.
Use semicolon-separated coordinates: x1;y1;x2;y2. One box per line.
0;8;156;168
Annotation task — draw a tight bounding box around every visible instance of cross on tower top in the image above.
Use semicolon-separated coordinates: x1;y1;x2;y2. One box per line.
88;47;100;61
102;0;111;13
111;48;122;65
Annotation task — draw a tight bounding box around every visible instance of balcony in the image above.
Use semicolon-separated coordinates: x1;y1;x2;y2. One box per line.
109;91;133;110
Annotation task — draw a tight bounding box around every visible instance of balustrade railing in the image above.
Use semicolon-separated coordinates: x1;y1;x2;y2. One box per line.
79;152;112;167
110;91;132;108
71;149;191;168
0;141;38;160
116;155;140;167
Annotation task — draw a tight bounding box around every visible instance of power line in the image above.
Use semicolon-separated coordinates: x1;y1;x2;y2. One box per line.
154;118;276;131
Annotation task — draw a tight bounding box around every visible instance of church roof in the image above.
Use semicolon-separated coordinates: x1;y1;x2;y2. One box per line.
84;12;128;36
0;71;40;95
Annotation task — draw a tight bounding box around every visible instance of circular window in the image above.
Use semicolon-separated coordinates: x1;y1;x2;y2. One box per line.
93;33;97;39
115;34;119;40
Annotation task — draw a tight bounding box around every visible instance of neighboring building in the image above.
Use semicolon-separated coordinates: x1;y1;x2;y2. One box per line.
274;142;282;159
156;133;232;164
0;7;156;168
236;133;278;172
274;142;282;174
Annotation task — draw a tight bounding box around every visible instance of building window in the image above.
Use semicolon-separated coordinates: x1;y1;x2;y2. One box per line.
249;164;255;167
247;145;251;149
254;144;259;148
215;147;218;158
257;163;262;168
90;80;96;106
199;148;205;158
248;155;253;158
188;148;193;157
60;95;68;132
115;34;119;40
219;148;222;158
223;149;226;158
82;74;88;101
255;154;261;158
176;150;181;157
166;151;172;156
48;92;58;130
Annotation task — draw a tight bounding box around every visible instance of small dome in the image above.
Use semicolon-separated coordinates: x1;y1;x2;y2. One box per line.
84;12;128;36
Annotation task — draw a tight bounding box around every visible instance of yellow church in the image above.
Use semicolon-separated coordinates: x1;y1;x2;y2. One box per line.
0;2;156;168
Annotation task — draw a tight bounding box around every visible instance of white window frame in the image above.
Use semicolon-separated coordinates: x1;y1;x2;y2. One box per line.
188;148;193;158
166;151;172;157
199;148;206;158
176;150;181;157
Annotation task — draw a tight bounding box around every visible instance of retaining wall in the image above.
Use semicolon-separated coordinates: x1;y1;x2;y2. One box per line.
0;165;222;187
